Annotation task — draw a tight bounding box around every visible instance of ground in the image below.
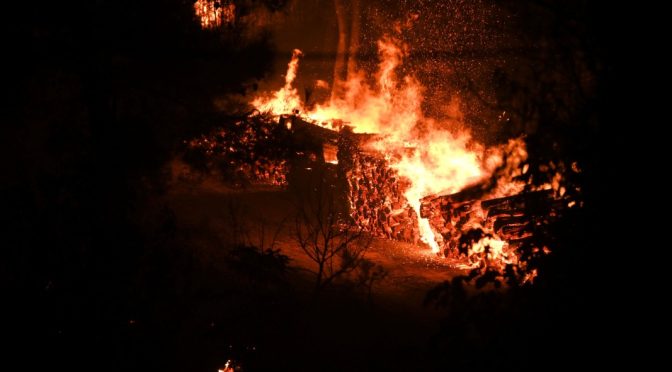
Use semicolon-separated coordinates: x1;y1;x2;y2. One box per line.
168;160;466;306
158;160;481;369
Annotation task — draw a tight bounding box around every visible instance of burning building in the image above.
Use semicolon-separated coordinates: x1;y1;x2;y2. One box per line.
184;4;577;284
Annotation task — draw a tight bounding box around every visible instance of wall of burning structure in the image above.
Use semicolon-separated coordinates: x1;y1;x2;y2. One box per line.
347;154;410;239
183;114;421;241
337;130;420;243
286;119;426;247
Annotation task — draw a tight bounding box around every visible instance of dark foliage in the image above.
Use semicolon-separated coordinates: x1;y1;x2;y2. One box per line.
229;244;291;288
2;1;287;370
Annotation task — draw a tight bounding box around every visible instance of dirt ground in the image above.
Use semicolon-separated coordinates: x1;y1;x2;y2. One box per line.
167;164;467;311
158;167;482;369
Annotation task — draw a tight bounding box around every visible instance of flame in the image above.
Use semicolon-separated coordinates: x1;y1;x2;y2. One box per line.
194;0;235;29
471;236;508;262
251;35;528;255
384;131;485;252
307;37;420;136
252;49;304;114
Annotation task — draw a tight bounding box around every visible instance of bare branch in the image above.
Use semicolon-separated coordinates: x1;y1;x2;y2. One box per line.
292;168;373;292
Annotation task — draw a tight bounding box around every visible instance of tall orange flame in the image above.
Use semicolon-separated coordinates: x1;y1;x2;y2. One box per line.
252;49;304;114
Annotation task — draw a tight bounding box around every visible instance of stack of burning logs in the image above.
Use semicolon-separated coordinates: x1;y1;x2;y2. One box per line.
344;152;420;243
184;117;290;187
420;188;558;258
232;158;288;187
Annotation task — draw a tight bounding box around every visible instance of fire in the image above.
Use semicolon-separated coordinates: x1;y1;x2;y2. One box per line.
307;37;421;137
252;49;304;115
194;0;235;29
385;131;485;252
245;26;561;283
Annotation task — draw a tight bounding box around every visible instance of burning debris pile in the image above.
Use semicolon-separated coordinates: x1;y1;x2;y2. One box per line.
420;188;561;282
183;17;579;284
184;109;572;283
184;115;290;188
422;189;555;256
